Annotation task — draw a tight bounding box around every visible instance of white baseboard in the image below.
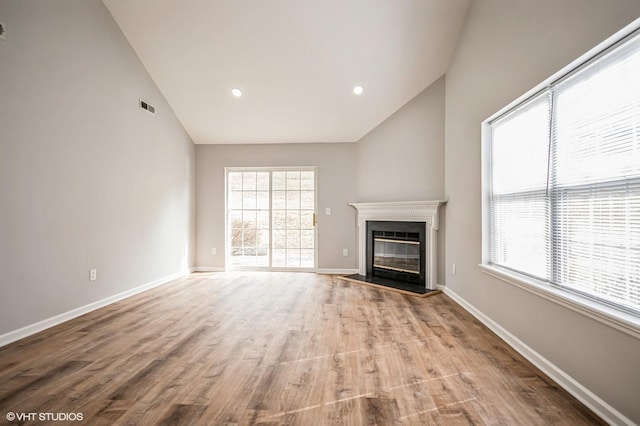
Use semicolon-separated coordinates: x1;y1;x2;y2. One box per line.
0;270;189;348
192;267;357;275
443;287;633;426
316;268;359;275
194;267;355;274
193;266;225;272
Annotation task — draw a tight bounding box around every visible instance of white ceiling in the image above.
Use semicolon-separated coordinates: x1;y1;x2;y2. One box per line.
103;0;470;144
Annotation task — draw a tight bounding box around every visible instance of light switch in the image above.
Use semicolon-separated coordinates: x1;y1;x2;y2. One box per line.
325;208;331;215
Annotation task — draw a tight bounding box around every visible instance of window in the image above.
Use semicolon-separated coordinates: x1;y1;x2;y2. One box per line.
484;25;640;319
226;168;316;270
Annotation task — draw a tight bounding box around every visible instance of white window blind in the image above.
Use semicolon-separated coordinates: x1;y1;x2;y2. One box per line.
488;29;640;315
490;93;551;280
551;32;640;312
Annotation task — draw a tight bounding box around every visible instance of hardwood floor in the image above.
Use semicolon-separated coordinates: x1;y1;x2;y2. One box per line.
0;272;603;425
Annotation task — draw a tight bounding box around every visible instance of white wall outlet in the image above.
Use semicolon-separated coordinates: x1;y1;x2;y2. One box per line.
452;263;457;274
89;269;97;281
325;207;331;215
342;248;348;257
211;247;217;255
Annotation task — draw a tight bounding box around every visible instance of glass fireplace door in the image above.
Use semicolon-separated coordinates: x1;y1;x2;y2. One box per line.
373;238;420;274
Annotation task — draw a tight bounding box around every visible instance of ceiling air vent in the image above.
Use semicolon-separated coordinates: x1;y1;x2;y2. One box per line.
139;99;155;115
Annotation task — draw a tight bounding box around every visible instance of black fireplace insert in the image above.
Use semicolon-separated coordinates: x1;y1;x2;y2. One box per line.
366;221;426;289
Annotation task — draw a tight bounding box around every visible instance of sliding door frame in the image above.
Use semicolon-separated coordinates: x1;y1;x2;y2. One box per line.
224;166;318;272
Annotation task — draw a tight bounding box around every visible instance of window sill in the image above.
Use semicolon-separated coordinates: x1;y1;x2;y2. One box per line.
478;264;640;341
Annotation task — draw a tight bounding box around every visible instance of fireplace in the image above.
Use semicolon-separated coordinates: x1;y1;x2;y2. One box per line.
346;201;445;295
367;221;426;287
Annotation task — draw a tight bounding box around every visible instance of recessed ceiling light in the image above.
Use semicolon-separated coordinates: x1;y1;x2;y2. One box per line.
232;88;242;97
353;85;364;95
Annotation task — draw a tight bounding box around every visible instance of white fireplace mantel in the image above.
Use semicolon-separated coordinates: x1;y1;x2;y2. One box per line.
349;201;446;290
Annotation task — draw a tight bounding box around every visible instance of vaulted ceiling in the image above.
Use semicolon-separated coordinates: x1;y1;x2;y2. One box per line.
103;0;470;144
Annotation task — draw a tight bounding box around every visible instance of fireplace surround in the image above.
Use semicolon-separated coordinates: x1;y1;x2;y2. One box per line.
348;201;445;293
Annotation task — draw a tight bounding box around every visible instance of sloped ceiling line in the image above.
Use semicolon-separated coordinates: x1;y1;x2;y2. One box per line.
103;0;470;144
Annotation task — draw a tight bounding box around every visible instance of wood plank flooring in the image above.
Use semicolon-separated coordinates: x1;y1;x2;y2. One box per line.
0;272;603;425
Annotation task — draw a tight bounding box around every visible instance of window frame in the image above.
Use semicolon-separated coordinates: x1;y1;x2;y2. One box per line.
481;18;640;340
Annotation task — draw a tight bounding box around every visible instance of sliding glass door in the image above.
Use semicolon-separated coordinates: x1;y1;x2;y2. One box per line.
226;168;316;270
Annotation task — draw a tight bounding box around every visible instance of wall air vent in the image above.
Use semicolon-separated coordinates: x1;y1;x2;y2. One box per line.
139;99;155;115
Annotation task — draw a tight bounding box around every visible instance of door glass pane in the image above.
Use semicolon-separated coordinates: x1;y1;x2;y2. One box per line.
273;249;285;265
242;191;256;209
272;170;314;268
228;171;270;267
229;191;242;209
273;211;286;229
256;211;269;229
286;211;300;229
272;191;286;209
301;230;314;249
256;191;269;209
300;171;314;190
286;230;301;248
229;173;242;191
301;249;314;265
286;171;300;190
301;191;314;209
286;249;301;267
273;230;286;249
286;191;300;209
257;172;270;190
243;173;256;190
272;171;286;190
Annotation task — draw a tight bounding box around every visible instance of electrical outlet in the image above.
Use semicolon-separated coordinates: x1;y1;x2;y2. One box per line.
342;248;348;257
211;247;217;255
89;269;97;281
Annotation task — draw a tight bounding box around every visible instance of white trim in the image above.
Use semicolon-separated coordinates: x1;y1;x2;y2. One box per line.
349;201;446;230
349;201;446;290
261;267;316;273
479;264;640;340
0;270;189;348
316;268;359;275
193;266;226;272
227;266;316;273
444;286;635;426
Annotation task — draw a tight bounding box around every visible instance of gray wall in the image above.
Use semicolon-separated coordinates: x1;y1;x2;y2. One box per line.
0;0;196;335
357;76;445;203
195;143;357;271
444;0;640;422
357;76;446;284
